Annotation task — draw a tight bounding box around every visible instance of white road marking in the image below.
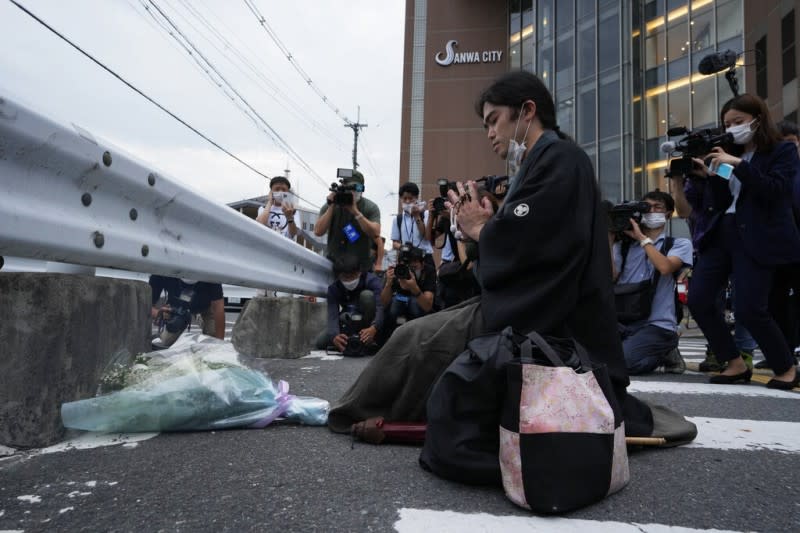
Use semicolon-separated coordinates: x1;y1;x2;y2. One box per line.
303;350;342;361
628;381;799;399
38;432;158;454
394;509;742;532
16;495;41;504
686;417;800;453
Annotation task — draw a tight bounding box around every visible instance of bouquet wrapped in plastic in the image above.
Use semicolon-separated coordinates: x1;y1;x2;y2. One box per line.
61;333;329;432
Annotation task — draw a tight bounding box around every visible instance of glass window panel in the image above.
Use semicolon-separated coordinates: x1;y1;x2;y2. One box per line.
556;33;575;90
668;56;689;80
718;72;735;111
556;0;574;30
510;41;522;69
557;89;576;138
667;21;689;63
578;84;596;143
756;36;767;99
599;75;621;139
645;29;666;69
691;76;716;130
538;0;553;40
644;0;664;20
577;0;595;20
538;42;554;90
522;32;534;68
716;0;742;44
598;10;620;72
646;137;662;162
645;66;666;88
668;88;690;131
578;19;596;80
599;141;622;203
647;166;668;195
690;7;713;53
646;92;667;138
667;0;686;11
522;0;533;29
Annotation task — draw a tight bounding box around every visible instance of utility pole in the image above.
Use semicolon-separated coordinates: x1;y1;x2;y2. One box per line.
344;106;367;170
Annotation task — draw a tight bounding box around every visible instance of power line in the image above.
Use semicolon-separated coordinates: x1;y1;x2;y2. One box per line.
174;0;348;151
145;0;329;190
5;0;282;187
242;0;355;126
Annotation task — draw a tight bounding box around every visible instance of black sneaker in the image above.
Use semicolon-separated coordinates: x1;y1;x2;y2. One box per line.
662;347;686;374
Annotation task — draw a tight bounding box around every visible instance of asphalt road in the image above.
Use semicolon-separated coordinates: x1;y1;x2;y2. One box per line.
1;322;799;533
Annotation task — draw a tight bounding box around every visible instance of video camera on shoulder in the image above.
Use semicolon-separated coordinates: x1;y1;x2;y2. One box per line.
158;305;192;334
394;242;424;280
663;126;733;177
330;168;365;206
607;201;652;236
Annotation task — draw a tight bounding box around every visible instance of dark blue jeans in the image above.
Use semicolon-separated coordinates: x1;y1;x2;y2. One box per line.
619;322;678;375
688;215;795;374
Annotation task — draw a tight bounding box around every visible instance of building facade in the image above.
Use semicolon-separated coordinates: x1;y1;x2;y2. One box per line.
399;1;795;209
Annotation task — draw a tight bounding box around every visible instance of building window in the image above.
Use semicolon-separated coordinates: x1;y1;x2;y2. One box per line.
310;223;315;232
755;36;767;99
782;10;796;85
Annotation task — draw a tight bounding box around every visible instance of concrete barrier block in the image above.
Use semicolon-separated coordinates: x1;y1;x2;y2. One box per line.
231;297;327;358
0;273;151;448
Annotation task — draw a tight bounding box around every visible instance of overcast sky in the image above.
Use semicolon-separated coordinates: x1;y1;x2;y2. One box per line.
0;0;405;236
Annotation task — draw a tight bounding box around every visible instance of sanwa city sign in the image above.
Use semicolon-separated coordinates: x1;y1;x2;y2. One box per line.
435;39;504;67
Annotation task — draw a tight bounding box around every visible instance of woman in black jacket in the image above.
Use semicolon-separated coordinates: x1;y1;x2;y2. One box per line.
687;93;800;388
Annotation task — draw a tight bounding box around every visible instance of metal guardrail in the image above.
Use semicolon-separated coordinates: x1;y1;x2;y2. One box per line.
0;93;332;295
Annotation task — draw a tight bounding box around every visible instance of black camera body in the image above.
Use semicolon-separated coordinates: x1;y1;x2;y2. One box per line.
394;242;423;281
666;126;733;177
162;305;192;334
608;201;652;235
330;181;361;206
339;308;367;357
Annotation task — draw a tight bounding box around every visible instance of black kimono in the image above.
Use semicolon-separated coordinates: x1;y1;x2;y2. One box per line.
330;132;692;442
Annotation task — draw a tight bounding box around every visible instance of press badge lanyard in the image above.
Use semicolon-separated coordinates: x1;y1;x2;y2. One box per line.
403;213;422;247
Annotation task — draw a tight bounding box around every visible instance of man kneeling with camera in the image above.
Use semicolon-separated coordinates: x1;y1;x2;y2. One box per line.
609;191;693;374
315;254;384;357
149;275;225;348
380;243;436;342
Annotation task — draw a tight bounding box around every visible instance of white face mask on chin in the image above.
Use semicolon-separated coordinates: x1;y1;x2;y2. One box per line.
507;103;533;176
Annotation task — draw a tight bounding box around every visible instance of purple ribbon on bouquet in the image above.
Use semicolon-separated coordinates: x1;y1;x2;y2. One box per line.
250;380;295;429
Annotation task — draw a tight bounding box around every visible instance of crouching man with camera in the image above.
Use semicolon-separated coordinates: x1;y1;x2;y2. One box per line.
379;243;436;342
315;254;384;356
609;191;694;374
149;275;225;348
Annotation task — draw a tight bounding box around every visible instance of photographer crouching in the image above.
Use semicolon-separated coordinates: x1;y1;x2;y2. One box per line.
379;243;436;342
149;275;225;348
314;254;384;356
609;191;693;374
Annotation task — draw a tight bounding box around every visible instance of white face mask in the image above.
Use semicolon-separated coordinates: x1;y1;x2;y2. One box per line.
402;202;415;214
726;120;757;145
507;103;533;176
413;267;422;278
340;277;360;291
642;213;667;229
353;192;363;202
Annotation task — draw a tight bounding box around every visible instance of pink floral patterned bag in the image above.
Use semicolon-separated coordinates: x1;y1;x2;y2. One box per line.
499;331;629;513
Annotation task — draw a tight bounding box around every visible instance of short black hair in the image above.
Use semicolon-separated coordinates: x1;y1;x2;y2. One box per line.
333;254;361;275
399;182;419;197
777;120;799;137
642;190;675;213
269;176;291;189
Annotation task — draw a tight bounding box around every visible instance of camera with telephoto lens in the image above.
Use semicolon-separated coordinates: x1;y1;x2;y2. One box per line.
339;306;367;357
607;201;652;235
664;126;734;177
161;305;192;334
330;168;365;206
476;175;510;199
